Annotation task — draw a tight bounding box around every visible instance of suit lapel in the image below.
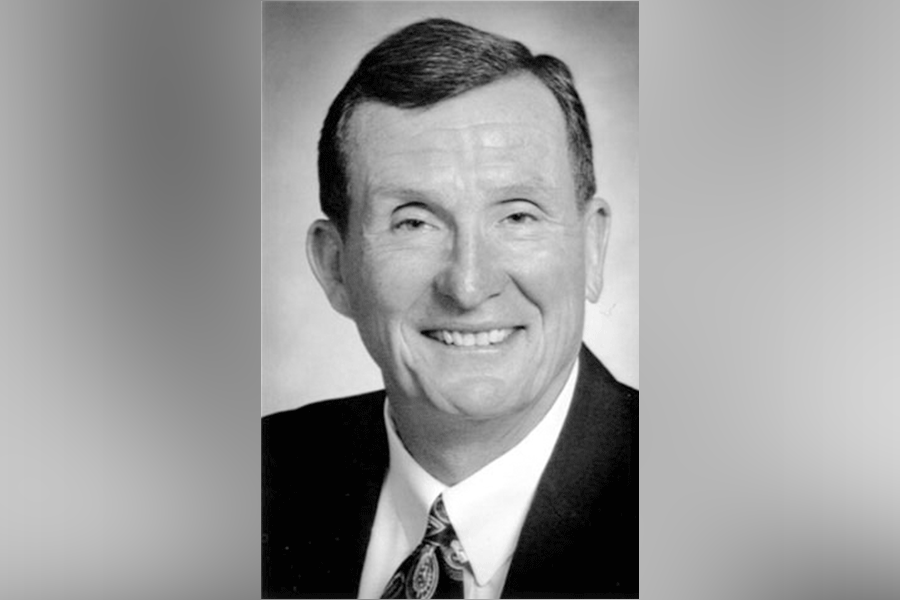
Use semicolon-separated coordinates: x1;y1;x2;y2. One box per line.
313;398;390;594
263;393;390;598
265;353;635;598
502;346;638;598
318;438;388;593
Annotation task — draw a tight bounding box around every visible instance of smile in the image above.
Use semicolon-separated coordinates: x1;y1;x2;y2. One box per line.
424;328;517;347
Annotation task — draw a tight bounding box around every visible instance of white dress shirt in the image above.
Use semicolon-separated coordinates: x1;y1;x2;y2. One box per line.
356;359;579;599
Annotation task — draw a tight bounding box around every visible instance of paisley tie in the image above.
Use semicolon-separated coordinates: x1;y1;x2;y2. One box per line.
381;494;470;599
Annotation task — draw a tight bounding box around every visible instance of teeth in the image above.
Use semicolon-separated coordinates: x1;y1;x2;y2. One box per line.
428;328;515;347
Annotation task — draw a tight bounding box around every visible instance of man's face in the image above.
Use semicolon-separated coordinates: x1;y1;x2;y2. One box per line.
329;75;606;429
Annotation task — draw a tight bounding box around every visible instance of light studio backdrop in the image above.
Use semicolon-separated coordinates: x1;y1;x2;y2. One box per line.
263;1;639;415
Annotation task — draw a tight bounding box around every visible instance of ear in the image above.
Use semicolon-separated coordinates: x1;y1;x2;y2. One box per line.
306;219;354;318
584;197;611;303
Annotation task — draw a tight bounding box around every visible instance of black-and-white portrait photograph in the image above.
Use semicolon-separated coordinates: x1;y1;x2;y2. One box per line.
262;3;638;598
11;2;900;599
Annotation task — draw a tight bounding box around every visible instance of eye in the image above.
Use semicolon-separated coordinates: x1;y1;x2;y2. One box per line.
503;212;539;225
389;201;438;233
392;218;430;231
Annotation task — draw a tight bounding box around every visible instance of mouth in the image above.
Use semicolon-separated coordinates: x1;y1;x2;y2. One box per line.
423;327;520;348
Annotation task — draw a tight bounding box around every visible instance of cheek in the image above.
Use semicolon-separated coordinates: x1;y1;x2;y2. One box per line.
512;239;587;312
344;245;438;323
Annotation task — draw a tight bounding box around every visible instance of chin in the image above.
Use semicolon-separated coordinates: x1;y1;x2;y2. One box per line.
428;377;524;421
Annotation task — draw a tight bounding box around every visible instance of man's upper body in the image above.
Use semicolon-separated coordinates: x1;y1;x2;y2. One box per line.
263;345;637;598
263;18;638;599
356;352;582;598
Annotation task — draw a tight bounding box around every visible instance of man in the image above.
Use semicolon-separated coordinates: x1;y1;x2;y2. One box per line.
263;18;637;599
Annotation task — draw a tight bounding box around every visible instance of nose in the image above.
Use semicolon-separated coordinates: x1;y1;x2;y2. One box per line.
434;225;506;310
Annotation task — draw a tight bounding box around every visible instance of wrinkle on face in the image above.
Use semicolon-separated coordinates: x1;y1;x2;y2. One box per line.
336;75;595;467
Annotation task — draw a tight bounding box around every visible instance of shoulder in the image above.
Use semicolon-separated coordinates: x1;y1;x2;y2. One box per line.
263;390;386;456
262;390;389;526
262;390;387;484
262;392;389;596
577;345;638;423
263;390;385;434
570;345;638;485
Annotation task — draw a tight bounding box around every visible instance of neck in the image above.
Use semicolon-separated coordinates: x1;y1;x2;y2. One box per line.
388;374;572;486
392;416;535;486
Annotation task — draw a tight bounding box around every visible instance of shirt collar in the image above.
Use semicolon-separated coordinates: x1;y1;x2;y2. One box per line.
381;358;580;587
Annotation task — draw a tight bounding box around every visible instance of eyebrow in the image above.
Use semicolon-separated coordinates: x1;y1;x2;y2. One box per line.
369;186;433;203
369;176;557;203
492;181;557;199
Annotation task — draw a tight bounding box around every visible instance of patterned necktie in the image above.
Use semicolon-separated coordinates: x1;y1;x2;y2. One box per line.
381;494;470;599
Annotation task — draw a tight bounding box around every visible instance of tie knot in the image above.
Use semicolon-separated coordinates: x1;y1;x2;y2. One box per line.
424;495;452;537
381;494;470;599
424;494;469;569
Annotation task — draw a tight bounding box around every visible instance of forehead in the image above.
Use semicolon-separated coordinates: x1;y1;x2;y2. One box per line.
343;75;572;196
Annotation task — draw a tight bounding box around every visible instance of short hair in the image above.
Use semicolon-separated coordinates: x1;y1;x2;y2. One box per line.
318;18;596;234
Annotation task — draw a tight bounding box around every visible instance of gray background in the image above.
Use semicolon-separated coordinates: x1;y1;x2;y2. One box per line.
263;2;639;415
2;1;900;599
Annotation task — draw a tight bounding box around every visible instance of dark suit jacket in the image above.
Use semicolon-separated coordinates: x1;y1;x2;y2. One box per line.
263;345;638;598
